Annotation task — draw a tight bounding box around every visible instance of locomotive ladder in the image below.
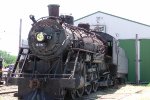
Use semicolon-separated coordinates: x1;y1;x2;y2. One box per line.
12;47;30;77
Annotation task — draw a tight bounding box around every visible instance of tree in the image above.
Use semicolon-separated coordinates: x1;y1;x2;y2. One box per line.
0;50;16;67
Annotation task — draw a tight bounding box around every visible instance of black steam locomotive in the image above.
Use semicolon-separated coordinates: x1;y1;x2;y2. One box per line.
11;4;128;100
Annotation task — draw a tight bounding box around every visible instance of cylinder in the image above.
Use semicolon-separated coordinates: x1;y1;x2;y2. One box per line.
48;4;60;17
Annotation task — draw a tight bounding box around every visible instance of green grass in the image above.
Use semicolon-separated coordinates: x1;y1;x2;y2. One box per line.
129;83;150;87
140;82;150;86
147;83;150;86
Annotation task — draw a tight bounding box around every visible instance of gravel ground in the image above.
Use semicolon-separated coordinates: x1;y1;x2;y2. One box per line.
0;85;18;100
85;85;150;100
0;84;150;100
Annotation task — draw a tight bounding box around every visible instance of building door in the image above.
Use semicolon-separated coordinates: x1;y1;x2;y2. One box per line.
119;39;135;82
140;39;150;82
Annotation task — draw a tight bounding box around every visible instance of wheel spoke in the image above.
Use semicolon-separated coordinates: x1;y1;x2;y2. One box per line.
70;90;76;100
76;87;84;97
92;82;99;92
84;85;92;95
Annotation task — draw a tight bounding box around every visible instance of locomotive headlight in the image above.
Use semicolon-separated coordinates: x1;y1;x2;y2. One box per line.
36;32;45;42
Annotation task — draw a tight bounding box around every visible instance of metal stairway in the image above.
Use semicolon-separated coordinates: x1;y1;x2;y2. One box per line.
12;47;30;77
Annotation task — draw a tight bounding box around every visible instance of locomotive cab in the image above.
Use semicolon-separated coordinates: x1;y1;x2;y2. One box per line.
94;32;113;57
94;32;128;81
107;41;113;57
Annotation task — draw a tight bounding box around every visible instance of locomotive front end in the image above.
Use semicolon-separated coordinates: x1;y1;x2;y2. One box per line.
28;18;66;59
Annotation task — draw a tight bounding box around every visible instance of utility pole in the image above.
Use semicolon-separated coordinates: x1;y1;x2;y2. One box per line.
135;34;140;84
19;19;22;48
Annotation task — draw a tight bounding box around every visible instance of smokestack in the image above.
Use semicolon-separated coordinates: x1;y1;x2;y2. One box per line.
48;4;60;17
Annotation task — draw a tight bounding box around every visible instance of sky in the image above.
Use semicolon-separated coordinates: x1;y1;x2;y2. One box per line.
0;0;150;55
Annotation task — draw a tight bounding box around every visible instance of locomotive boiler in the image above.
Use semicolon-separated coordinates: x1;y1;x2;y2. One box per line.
11;4;128;100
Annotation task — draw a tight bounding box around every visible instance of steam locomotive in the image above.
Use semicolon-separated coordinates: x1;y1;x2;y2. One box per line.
11;4;128;100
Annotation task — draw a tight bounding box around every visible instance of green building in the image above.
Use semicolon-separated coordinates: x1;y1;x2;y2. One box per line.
120;39;150;82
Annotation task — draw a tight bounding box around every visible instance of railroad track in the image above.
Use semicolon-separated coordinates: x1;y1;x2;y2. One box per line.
0;85;118;100
0;90;17;95
0;85;18;95
0;85;99;100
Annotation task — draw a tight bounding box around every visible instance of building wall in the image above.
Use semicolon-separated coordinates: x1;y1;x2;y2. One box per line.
120;39;150;82
74;12;150;39
140;39;150;82
119;39;135;82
